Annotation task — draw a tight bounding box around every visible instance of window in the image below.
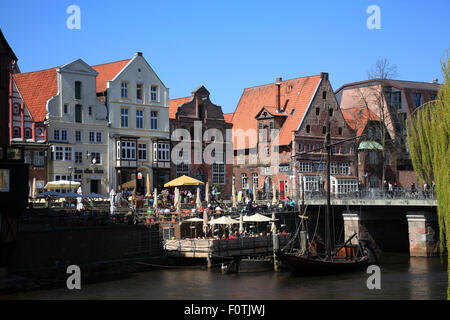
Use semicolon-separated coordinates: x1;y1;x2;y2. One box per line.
34;151;45;166
329;108;334;117
332;145;338;154
151;86;158;102
298;143;303;152
338;127;343;135
64;104;69;114
241;173;249;189
264;147;270;156
75;104;82;123
88;106;93;116
306;125;311;133
158;143;170;161
120;141;136;160
341;146;348;154
53;146;72;161
322;91;327;99
176;163;189;177
151;111;158;130
314;144;320;153
121;108;129;128
75;81;82;99
322;126;326;134
138;144;147;161
369;151;378;164
304;176;319;192
307;144;312;152
298;162;312;172
414;93;422;107
313;162;326;171
339;163;350;175
73;174;82;183
269;121;274;131
89;132;102;143
279;165;289;172
53;129;68;142
136;110;144;129
431;94;437;100
75;131;82;142
252;173;258;188
290;109;296;115
121;82;128;98
136;84;143;103
316;107;320;116
212;163;225;184
335;179;358;194
90;152;101;164
24;128;32;139
75;151;83;164
331;162;338;174
24;152;31;164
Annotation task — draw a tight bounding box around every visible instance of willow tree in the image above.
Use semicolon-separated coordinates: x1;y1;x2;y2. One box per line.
407;50;450;298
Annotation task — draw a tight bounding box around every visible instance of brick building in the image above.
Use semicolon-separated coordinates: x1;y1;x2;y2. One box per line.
335;79;440;188
231;73;357;200
169;86;233;198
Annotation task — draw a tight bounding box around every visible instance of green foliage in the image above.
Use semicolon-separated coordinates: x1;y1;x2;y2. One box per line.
407;49;450;298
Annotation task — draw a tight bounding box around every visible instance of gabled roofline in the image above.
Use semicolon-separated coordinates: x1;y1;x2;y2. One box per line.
296;78;322;131
0;28;17;61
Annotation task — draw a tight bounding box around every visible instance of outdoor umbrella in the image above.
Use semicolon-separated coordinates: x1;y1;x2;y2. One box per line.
205;182;210;204
184;217;203;223
272;183;277;205
146;174;151;197
174;187;181;212
208;216;240;225
164;176;204;188
153;188;158;209
109;189;116;216
196;187;202;209
84;193;108;199
239;212;244;234
232;179;237;207
36;190;62;197
203;210;209;236
76;187;84;212
32;178;37;200
243;213;272;222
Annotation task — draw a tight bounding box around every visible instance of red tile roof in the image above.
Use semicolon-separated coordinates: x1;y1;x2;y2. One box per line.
13;67;58;122
232;75;322;149
91;59;132;93
342;107;380;137
169;96;192;119
223;112;234;123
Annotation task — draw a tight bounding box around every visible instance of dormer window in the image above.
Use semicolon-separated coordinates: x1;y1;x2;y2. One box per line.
290;109;296;115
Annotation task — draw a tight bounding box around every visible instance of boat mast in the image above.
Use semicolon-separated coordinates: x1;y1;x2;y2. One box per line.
325;103;332;260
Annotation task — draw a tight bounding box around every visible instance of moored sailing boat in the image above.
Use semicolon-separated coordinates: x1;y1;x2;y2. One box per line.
277;104;370;276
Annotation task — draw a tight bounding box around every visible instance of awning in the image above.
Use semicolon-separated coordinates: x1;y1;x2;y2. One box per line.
358;141;383;150
44;180;81;190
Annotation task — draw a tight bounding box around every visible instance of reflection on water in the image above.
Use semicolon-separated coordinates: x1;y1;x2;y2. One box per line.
1;254;447;300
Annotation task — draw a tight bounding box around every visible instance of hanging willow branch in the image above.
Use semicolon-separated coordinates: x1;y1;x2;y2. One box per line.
407;49;450;299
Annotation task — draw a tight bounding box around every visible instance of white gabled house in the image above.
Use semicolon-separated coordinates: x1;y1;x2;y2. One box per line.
93;52;171;194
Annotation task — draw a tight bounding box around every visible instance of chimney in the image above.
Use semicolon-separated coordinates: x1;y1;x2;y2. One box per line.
430;78;438;84
320;72;329;81
276;77;282;112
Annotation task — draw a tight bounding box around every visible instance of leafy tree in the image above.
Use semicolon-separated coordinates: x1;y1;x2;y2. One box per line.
407;50;450;298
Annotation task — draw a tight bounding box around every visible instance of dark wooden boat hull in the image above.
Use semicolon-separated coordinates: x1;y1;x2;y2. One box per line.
277;251;370;276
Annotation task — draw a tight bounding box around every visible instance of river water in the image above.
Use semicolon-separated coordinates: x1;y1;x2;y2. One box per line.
1;254;447;300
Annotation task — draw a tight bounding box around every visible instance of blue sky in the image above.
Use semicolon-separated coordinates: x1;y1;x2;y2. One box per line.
1;0;449;113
